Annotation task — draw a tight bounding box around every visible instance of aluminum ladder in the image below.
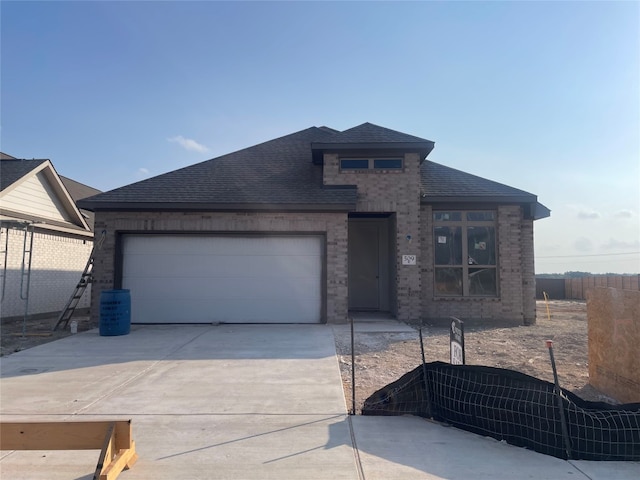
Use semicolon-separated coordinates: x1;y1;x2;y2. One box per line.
0;222;35;338
53;230;106;331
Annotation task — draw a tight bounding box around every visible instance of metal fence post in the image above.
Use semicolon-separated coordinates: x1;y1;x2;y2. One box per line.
419;323;432;418
350;315;356;415
546;340;572;460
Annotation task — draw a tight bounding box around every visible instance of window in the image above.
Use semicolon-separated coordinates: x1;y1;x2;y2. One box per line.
340;157;403;171
433;211;497;297
340;159;369;170
373;158;403;169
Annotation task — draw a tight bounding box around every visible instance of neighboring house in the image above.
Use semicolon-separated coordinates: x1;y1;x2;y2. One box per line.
79;123;550;326
0;153;100;320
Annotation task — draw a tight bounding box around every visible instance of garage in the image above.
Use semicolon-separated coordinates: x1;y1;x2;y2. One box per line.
121;234;324;324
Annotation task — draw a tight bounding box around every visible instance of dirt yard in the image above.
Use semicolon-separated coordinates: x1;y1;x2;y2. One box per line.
1;300;613;412
1;313;94;357
334;300;617;413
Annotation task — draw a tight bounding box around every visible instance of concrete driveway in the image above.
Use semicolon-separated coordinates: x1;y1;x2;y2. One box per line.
1;324;638;479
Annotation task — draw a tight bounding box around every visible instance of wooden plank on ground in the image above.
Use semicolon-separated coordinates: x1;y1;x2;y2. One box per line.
0;420;133;451
1;420;137;480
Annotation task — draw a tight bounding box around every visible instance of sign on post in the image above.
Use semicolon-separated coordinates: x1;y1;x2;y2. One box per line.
450;317;465;365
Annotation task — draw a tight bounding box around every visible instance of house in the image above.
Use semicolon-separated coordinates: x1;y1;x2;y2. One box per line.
0;153;100;320
79;123;550;326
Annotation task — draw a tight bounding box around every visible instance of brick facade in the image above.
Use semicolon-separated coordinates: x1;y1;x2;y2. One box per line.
0;227;93;319
420;204;537;325
91;211;349;325
90;157;538;327
323;152;422;321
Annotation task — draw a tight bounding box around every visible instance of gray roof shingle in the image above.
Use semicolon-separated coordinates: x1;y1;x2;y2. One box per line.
60;176;102;202
420;161;550;219
80;127;358;211
318;122;433;144
0;159;48;191
421;160;536;201
78;123;548;218
60;176;102;231
310;122;435;162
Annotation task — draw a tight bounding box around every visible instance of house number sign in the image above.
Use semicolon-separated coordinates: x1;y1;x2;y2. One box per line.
402;255;416;265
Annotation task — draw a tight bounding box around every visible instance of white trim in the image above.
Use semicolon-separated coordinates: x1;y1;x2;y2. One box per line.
0;160;90;232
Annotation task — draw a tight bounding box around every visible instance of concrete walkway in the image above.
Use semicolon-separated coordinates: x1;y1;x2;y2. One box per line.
1;324;638;479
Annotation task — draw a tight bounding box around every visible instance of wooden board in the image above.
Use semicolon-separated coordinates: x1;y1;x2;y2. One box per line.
0;420;132;451
0;420;137;480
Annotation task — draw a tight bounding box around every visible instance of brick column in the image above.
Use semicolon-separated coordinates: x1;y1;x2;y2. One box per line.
521;216;536;325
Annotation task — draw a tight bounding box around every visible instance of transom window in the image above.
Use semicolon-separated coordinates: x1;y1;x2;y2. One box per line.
340;157;403;171
433;211;497;297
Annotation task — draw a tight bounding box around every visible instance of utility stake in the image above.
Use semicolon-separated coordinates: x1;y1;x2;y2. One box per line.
419;323;433;418
546;340;572;460
543;292;551;322
350;315;356;415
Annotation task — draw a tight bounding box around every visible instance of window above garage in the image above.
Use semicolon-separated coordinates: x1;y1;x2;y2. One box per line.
340;157;404;171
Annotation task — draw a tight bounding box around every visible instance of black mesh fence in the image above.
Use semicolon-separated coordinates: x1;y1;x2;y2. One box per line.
362;362;640;461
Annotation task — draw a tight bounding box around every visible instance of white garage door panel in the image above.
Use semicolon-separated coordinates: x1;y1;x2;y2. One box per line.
122;235;323;324
123;276;320;301
123;254;320;279
131;298;319;323
124;235;320;255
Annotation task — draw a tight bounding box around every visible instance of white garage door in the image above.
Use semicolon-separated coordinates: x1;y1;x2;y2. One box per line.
122;234;323;324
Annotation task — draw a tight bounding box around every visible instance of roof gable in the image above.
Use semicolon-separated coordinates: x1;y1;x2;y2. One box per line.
322;122;433;144
311;122;435;163
0;159;91;234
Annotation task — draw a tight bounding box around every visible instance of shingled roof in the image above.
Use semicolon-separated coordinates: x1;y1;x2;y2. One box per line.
420;161;550;219
0;158;48;191
420;161;536;201
311;122;435;163
78;123;549;219
79;127;358;211
319;122;433;144
0;157;95;233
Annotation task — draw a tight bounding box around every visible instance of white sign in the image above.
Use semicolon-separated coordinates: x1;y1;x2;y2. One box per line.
451;342;464;365
402;255;417;265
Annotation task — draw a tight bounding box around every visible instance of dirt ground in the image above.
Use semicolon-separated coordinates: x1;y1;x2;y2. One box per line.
1;300;613;412
0;313;94;357
334;300;618;413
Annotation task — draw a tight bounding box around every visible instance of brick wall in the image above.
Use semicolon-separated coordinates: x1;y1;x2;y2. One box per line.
1;227;93;319
92;161;538;327
323;152;422;321
91;211;349;324
420;204;536;325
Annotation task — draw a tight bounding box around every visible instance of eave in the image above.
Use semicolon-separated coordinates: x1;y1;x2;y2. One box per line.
311;141;435;164
421;195;551;220
0;160;91;232
78;201;357;213
0;211;94;238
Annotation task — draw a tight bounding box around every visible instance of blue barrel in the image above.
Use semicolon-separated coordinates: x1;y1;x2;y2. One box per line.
100;289;131;336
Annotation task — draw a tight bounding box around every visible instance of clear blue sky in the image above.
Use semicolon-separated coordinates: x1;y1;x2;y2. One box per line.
2;1;638;274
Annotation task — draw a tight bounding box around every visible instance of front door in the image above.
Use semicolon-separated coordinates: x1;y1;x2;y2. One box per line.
348;218;390;311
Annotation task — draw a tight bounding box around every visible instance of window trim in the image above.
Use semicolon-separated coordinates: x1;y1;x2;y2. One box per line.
433;210;498;298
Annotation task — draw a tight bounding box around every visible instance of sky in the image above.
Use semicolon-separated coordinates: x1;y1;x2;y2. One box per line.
1;1;639;274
